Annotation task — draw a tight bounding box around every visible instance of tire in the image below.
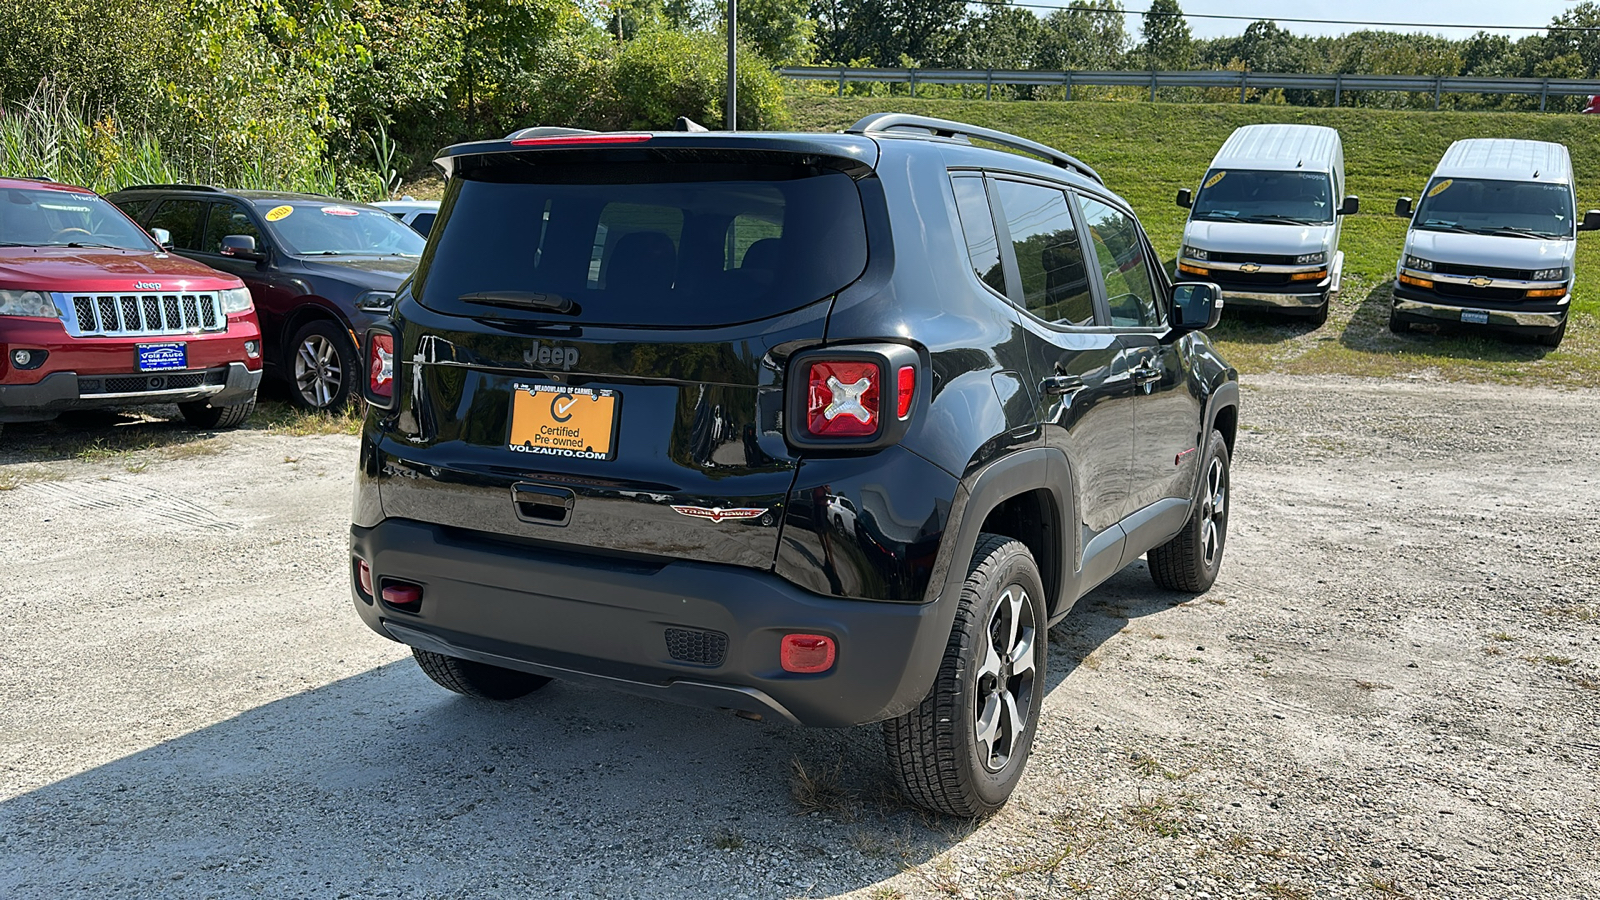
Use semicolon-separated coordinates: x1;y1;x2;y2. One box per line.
179;396;256;430
287;320;357;410
1305;295;1329;328
884;533;1048;818
1536;320;1567;348
1149;429;1230;593
1388;309;1408;335
412;647;552;701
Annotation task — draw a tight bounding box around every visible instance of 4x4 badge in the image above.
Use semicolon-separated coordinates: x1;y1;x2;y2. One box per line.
671;505;768;523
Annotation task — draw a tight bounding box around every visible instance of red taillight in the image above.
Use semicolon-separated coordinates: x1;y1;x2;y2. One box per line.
896;365;915;419
356;559;373;597
780;634;836;674
511;133;652;147
368;332;394;402
806;360;880;437
382;581;422;610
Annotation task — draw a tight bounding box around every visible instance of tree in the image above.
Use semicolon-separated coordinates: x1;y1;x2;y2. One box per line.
1037;0;1129;71
809;0;968;67
961;2;1045;70
1139;0;1192;69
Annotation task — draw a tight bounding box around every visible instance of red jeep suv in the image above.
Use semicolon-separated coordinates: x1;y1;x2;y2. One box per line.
0;178;262;439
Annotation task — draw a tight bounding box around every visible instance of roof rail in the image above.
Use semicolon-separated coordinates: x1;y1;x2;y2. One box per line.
116;183;223;193
846;113;1103;184
504;126;597;141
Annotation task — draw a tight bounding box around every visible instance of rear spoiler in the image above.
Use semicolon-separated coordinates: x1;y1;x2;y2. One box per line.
433;130;880;179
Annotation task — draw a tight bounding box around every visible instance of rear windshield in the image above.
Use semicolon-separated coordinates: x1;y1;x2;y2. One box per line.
1413;178;1575;239
413;161;869;327
1191;169;1334;226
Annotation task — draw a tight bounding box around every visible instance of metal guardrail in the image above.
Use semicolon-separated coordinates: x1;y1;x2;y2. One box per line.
778;66;1600;111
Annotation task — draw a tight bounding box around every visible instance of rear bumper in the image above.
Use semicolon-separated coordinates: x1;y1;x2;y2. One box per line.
0;363;261;421
1391;287;1569;333
349;518;959;727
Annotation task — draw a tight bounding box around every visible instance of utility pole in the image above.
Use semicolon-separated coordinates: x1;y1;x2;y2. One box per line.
726;0;737;131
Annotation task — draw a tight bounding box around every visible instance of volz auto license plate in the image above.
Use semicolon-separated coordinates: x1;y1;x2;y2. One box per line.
1460;310;1490;325
508;383;620;460
137;343;186;371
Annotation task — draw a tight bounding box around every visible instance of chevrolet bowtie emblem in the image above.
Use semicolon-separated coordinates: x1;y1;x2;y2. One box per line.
671;505;768;523
1239;263;1261;273
1468;276;1493;288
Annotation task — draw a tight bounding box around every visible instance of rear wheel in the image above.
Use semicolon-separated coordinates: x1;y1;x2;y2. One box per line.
179;396;256;430
1149;429;1230;593
288;320;357;410
884;534;1047;817
412;647;552;700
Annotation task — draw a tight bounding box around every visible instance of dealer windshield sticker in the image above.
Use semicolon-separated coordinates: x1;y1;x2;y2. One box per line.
322;205;360;217
1427;179;1453;197
508;382;619;460
265;205;294;222
1204;170;1227;188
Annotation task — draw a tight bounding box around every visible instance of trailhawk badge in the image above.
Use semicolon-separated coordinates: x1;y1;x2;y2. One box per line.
670;505;769;523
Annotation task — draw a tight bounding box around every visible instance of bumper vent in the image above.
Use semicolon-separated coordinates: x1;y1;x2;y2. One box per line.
79;369;228;396
665;627;728;667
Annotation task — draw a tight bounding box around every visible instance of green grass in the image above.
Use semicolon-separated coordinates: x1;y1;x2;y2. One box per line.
792;97;1600;387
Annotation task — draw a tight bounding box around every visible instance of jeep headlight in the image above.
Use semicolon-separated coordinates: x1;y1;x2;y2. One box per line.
356;291;395;313
0;290;59;318
1295;251;1327;265
1531;267;1568;281
1182;245;1209;261
220;287;254;314
1403;255;1436;272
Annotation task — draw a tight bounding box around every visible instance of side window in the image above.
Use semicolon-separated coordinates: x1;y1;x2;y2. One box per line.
410;212;436;237
202;201;263;254
991;180;1095;326
1074;195;1163;329
146;199;205;251
950;175;1007;296
113;198;153;221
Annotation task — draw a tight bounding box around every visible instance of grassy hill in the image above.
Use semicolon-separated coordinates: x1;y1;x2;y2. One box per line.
792;97;1600;387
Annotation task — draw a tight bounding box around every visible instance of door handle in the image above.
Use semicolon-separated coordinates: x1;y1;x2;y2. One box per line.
1130;364;1162;384
1041;375;1084;396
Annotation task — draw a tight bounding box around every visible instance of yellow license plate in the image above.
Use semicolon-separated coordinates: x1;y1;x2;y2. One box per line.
508;383;620;460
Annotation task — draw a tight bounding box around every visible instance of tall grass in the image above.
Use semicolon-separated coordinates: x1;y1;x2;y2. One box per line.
0;82;352;197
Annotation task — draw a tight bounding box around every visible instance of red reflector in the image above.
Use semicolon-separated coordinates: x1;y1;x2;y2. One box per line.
806;360;880;437
896;365;915;419
356;560;373;596
780;634;836;673
510;133;652;147
382;582;422;607
369;333;394;400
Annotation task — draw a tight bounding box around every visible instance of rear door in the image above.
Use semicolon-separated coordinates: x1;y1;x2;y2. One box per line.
373;148;875;569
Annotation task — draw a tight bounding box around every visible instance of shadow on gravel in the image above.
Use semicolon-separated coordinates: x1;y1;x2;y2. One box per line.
1340;279;1556;360
1046;560;1192;690
0;409;221;465
0;658;968;898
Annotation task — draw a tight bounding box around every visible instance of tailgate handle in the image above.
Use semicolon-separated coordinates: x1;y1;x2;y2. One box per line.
511;483;575;526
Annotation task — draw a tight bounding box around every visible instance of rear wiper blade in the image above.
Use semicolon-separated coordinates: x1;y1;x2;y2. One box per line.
458;291;577;314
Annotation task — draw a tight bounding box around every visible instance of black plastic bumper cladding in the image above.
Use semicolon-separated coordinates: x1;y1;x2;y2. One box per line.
349;518;962;728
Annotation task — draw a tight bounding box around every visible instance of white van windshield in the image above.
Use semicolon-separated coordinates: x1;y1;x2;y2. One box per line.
1191;169;1334;226
1413;178;1575;240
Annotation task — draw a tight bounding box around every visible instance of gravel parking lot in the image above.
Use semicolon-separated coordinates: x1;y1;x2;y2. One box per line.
2;374;1597;900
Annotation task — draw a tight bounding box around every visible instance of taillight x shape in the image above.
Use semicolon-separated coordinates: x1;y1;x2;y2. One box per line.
807;361;880;437
368;331;395;405
787;343;920;450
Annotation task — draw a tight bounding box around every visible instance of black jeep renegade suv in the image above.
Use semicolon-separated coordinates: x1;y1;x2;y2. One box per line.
349;114;1239;817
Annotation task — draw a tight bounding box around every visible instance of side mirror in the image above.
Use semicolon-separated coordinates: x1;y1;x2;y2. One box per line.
1340;196;1360;216
1175;188;1193;209
1170;282;1222;333
1579;209;1600;232
220;234;262;259
1394;197;1413;219
150;227;171;248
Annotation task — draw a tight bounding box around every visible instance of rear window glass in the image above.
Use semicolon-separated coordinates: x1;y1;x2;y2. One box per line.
413;162;869;327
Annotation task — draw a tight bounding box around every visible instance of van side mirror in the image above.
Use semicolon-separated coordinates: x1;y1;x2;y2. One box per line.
220;234;263;260
1340;196;1360;216
1394;197;1413;219
150;227;171;248
1170;282;1222;333
1175;188;1193;209
1579;209;1600;232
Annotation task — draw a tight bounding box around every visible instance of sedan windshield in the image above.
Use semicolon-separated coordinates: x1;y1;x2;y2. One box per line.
1412;178;1575;239
0;188;158;250
255;201;425;257
1191;169;1334;226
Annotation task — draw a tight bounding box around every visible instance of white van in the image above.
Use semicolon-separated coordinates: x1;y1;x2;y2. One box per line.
1392;139;1599;347
1174;124;1359;325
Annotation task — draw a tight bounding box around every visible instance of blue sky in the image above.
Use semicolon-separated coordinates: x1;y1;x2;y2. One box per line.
1114;0;1585;40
